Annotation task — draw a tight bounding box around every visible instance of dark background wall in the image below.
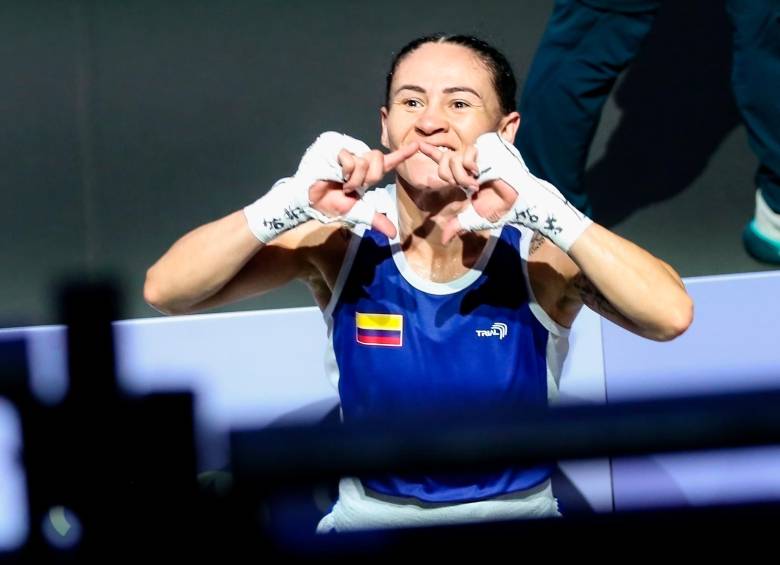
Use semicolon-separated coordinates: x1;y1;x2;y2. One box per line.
1;0;773;325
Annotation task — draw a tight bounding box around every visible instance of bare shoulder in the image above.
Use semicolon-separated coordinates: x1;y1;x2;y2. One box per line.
266;220;352;308
525;230;583;328
297;222;352;283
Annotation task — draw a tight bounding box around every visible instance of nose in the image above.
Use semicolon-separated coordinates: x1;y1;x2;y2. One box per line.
414;104;448;137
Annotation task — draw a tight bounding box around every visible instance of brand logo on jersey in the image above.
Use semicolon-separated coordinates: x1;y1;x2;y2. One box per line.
475;322;508;339
356;312;403;347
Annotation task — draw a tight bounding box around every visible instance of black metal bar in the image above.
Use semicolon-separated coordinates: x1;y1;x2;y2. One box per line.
231;388;780;490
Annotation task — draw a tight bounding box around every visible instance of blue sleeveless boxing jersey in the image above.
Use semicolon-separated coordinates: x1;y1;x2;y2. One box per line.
324;186;567;503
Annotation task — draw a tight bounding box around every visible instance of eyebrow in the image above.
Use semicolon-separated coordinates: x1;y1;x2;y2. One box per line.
393;84;483;99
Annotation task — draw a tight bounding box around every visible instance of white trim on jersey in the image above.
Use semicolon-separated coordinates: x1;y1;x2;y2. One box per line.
513;223;570;403
384;184;504;295
546;333;569;403
515;224;571;339
317;476;560;533
322;223;365;321
390;236;499;295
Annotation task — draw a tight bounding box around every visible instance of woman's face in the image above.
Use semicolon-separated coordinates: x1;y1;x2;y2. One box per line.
381;42;518;191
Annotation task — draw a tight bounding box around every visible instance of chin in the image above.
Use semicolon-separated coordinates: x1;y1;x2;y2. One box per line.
396;155;454;192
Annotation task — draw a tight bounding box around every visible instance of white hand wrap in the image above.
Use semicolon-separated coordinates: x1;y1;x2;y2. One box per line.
243;131;377;243
456;133;593;252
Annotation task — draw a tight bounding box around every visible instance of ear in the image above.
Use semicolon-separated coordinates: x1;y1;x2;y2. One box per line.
497;111;521;144
380;106;390;150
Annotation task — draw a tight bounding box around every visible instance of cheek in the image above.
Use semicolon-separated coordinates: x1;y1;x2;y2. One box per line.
384;113;417;145
459;116;501;144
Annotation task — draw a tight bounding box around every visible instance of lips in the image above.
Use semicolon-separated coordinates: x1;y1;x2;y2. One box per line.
413;140;458;153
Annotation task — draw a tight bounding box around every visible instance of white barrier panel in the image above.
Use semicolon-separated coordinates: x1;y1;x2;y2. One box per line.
603;271;780;509
4;270;779;545
0;303;609;549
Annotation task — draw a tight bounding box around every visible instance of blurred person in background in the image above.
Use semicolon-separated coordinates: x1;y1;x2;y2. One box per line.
517;0;780;263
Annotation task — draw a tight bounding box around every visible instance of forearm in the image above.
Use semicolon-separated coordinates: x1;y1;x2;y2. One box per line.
144;210;263;315
144;131;408;315
568;223;693;341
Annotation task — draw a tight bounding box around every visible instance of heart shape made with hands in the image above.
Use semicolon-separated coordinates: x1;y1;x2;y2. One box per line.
306;134;419;239
420;132;591;250
417;134;520;245
247;131;588;250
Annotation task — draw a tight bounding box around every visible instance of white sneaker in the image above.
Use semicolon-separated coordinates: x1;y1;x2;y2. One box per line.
743;190;780;264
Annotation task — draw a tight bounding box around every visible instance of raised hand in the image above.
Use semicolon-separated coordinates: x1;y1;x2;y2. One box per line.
244;132;417;243
308;140;419;238
421;133;591;251
417;139;519;244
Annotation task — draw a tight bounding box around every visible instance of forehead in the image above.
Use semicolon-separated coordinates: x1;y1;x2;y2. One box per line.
391;42;495;93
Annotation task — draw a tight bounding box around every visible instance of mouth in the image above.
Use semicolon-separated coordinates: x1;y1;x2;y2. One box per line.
413;142;457;159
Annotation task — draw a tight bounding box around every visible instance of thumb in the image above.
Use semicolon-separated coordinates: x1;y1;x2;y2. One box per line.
371;212;398;239
441;216;464;245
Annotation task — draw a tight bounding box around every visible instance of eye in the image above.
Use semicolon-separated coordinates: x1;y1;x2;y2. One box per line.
452;100;471;110
401;98;422;109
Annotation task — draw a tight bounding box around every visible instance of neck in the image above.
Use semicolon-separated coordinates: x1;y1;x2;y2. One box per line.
396;177;464;246
394;177;489;281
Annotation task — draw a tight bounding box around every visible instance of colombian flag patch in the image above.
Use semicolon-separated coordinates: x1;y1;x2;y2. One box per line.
355;312;403;347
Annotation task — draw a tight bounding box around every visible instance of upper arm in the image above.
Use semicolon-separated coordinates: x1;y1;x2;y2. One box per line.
189;221;343;312
541;239;646;336
562;270;646;335
528;231;642;333
532;225;692;340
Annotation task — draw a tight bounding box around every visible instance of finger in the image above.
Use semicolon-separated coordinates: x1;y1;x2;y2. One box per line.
472;200;506;224
307;179;333;205
309;182;359;218
437;154;457;186
333;193;361;216
449;153;479;192
441;216;464;245
365;150;385;187
486;178;519;206
343;157;368;193
418;141;443;164
337;149;356;183
383;141;420;173
462;145;479;177
371;212;398;239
